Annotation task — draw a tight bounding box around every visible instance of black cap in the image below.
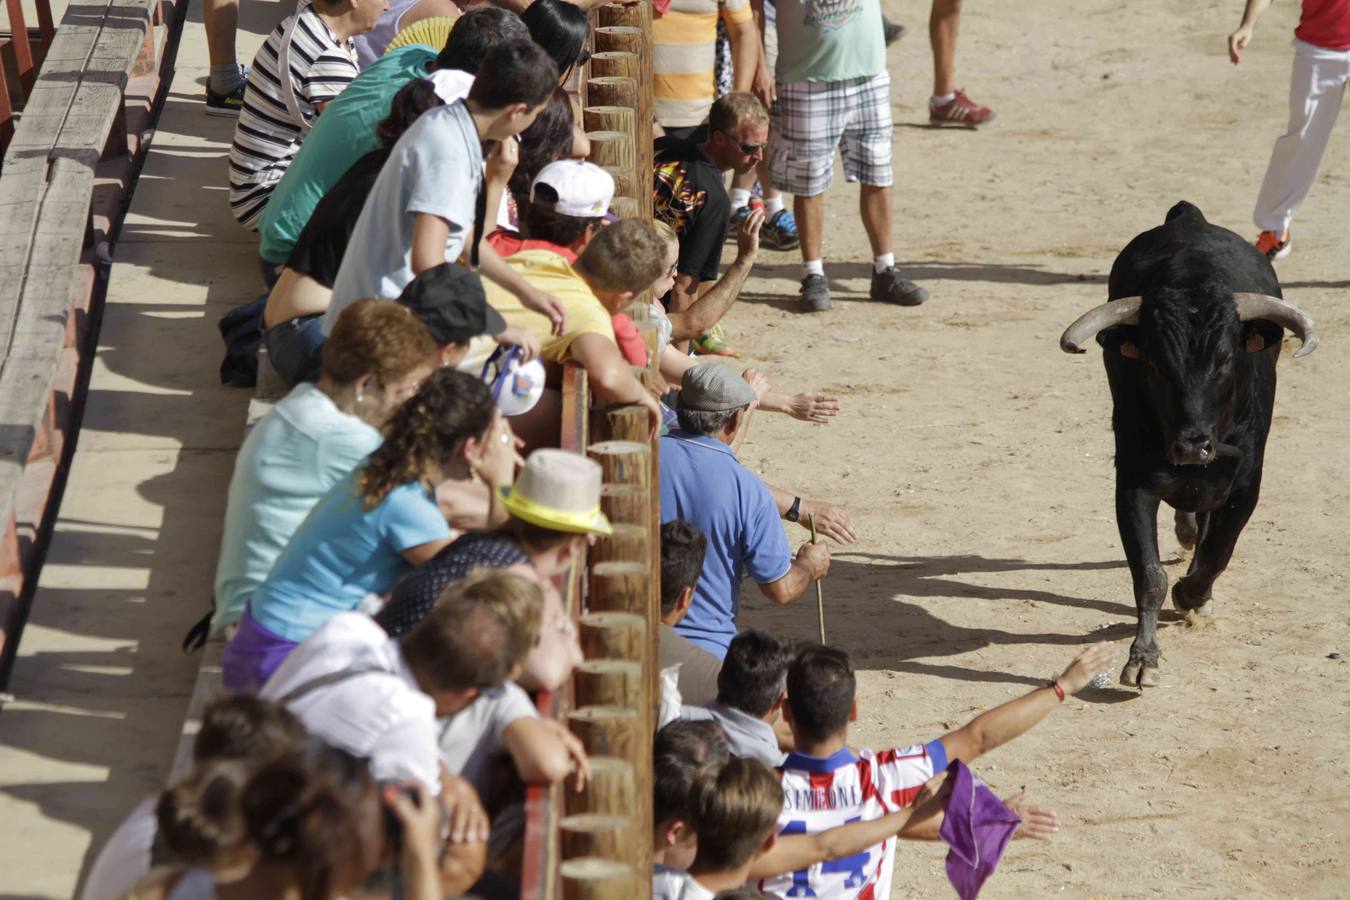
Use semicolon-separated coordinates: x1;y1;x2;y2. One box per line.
396;263;506;345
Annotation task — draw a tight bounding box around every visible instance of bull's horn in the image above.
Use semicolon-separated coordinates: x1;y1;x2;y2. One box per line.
1059;298;1141;354
1233;293;1319;358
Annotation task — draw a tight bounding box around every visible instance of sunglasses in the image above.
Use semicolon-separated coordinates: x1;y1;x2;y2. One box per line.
721;130;765;155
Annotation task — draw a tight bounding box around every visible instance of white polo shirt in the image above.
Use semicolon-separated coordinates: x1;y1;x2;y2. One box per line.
261;612;441;792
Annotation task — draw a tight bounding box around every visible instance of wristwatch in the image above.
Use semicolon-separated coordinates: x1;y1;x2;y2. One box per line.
786;496;802;523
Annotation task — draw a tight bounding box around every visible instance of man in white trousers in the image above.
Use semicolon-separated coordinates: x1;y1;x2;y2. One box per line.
1230;0;1350;261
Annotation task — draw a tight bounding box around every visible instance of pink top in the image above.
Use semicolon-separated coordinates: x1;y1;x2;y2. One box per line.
1297;0;1350;50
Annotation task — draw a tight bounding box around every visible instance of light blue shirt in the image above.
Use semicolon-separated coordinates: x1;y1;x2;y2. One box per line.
249;471;451;643
659;430;792;658
325;100;484;333
773;0;885;83
213;383;382;635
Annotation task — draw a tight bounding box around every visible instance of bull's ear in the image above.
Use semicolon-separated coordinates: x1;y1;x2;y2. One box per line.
1245;331;1265;353
1119;341;1140;359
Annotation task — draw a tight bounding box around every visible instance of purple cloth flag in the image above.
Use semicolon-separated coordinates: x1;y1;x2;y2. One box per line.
938;759;1021;900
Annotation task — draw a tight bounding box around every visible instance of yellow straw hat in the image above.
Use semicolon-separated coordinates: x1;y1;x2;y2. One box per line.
498;449;612;535
384;15;456;56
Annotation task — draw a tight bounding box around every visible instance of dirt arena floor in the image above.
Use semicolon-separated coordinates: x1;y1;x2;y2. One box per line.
732;1;1350;896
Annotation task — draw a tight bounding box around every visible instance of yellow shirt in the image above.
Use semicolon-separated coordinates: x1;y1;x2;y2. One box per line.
484;249;616;364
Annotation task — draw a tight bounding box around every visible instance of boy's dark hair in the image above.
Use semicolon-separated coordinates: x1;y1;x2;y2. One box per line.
376;78;443;149
521;0;590;78
785;644;856;744
192;695;307;766
653;719;730;827
659;520;706;616
434;5;529;74
522;183;601;248
467;39;559;112
688;757;783;871
717;630;793;718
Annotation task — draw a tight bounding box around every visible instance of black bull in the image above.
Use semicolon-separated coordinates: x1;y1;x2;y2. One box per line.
1060;202;1318;687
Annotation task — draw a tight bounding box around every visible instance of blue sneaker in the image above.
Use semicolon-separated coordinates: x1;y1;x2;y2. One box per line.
726;205;751;240
760;208;799;251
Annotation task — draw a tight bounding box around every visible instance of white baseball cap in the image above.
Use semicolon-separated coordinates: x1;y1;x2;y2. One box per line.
531;160;615;218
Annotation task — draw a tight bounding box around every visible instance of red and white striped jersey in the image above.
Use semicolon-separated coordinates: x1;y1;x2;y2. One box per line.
758;741;948;900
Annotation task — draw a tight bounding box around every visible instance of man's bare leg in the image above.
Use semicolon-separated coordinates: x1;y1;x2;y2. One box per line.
927;0;994;124
795;191;830;311
930;0;961;98
858;183;892;258
860;182;927;305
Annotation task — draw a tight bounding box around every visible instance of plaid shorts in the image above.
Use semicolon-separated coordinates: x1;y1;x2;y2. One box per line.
768;73;894;196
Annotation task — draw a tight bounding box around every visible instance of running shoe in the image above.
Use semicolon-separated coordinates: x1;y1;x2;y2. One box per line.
800;274;831;312
760;208;800;251
691;323;741;357
206;67;248;117
871;266;928;306
726;205;750;239
1255;229;1291;261
929;89;996;126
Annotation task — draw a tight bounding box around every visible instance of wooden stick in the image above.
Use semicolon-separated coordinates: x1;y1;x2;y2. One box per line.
812;517;825;643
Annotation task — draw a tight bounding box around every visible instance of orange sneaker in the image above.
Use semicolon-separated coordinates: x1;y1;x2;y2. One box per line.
1255;229;1291;261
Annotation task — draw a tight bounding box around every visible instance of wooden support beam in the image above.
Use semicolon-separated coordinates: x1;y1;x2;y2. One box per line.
560;813;634;864
588;50;639;81
587;561;647;615
559;858;635;899
600;483;649;528
588;440;650;488
590;522;648;566
573;659;643;709
583;104;635;138
568;705;639;758
586;129;634;172
585;76;639;117
579;611;646;661
565;755;637;818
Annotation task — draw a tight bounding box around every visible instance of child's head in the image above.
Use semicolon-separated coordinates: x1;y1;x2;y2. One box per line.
520;0;590;83
784;644;857;746
716;630;793;721
156;760;253;871
688;757;783;873
573;219;670;312
434;5;529;75
192;695;307;768
467;39;560;141
653;719;730;868
659;519;706;625
650;220;679;299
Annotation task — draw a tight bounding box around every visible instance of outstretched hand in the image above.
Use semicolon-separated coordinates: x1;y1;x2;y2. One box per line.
1003;790;1059;840
789;391;840;424
1228;24;1254;64
1056;642;1114;695
799;499;858;545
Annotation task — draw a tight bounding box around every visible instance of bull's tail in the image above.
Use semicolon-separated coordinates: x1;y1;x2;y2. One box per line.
1164;200;1206;225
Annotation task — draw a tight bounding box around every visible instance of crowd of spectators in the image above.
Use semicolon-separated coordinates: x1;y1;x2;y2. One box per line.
74;0;1112;897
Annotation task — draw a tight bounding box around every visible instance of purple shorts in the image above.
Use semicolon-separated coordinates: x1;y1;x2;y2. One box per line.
221;607;299;693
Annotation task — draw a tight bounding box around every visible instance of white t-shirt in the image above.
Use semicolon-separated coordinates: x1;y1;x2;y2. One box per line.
260;612;441;792
652;864;717;900
80;797;157;900
325;100;484;333
438;681;538;791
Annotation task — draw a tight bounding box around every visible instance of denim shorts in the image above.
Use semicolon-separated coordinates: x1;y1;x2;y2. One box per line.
262;314;325;387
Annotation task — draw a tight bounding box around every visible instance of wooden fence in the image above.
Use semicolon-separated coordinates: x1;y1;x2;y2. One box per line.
522;3;660;896
0;0;184;688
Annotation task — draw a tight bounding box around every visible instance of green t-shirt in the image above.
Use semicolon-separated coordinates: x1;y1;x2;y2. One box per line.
772;0;885;84
258;45;437;265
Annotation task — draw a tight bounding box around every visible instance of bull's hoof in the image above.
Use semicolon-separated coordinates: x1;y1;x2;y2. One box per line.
1172;577;1212;614
1120;662;1161;687
1175;511;1198;551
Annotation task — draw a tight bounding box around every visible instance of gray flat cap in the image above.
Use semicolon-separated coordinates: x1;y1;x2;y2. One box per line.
679;363;757;412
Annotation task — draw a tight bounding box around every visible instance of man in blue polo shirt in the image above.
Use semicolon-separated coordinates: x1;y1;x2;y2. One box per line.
659;364;831;657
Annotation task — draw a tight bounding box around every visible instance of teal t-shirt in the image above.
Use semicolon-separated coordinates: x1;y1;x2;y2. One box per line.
212;383;383;635
248;470;451;643
258;44;438;265
772;0;885;84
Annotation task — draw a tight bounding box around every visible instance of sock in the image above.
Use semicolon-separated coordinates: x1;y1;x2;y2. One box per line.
873;252;895;274
802;259;825;279
931;91;956;107
730;188;752;209
210;63;246;96
764;195;785;216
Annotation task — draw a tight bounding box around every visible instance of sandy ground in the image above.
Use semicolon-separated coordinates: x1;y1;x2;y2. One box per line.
731;0;1350;896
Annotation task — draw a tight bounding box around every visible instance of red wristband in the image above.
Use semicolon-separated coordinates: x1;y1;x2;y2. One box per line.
1050;679;1065;702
